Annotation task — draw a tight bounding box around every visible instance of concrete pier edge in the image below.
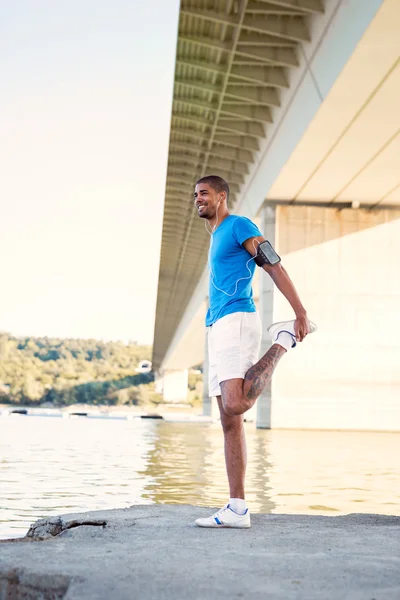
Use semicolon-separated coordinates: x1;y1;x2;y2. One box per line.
1;504;400;599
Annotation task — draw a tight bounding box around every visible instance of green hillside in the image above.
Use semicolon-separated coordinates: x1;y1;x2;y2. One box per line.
0;334;155;407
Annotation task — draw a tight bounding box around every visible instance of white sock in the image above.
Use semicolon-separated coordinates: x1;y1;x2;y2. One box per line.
229;498;247;515
274;331;295;352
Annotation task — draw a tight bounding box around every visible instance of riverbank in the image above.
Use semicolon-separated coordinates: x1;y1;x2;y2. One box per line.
0;402;209;422
1;505;399;599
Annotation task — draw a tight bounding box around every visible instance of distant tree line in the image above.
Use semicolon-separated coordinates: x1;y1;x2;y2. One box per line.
0;334;156;407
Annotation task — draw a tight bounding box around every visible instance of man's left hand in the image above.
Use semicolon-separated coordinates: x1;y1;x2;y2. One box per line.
294;314;310;342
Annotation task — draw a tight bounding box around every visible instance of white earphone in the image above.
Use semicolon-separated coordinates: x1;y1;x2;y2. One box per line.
205;202;259;297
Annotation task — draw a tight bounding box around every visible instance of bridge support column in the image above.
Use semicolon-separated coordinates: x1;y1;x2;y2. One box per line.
256;204;276;429
271;204;400;431
162;369;188;403
202;330;219;420
202;330;211;416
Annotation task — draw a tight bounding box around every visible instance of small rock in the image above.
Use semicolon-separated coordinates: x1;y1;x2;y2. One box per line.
27;516;63;539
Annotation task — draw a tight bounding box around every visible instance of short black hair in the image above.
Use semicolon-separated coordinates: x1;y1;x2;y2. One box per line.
195;175;230;202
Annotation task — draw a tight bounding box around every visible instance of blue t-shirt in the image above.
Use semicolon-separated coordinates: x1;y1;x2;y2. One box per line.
206;215;262;326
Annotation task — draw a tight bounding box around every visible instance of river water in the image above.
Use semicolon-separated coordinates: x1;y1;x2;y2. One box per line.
1;414;400;539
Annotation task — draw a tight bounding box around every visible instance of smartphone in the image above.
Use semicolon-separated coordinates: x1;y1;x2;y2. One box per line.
258;240;281;266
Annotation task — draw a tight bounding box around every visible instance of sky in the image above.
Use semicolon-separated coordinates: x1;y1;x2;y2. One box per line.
0;0;180;345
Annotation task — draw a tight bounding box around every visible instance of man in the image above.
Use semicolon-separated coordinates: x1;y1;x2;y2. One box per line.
193;175;316;529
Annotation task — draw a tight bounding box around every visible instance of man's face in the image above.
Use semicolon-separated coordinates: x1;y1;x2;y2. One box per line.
193;183;222;220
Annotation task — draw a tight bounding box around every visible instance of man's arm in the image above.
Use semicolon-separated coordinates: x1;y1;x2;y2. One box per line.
242;236;310;342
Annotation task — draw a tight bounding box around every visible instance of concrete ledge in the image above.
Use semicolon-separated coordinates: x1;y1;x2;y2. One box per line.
1;505;400;599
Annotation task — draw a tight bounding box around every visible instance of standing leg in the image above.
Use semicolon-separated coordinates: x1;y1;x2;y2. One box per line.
217;395;246;499
194;393;251;527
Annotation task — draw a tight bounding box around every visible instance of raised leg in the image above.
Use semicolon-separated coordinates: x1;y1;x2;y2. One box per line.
243;343;286;401
220;344;286;416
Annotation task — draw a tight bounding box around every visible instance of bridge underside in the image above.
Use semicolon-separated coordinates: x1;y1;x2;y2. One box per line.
153;0;325;370
153;0;400;372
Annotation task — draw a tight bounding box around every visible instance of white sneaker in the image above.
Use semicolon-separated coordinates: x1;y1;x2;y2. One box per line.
267;319;317;348
195;504;251;528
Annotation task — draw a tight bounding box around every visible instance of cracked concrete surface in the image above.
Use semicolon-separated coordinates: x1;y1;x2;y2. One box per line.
1;505;400;599
26;516;107;540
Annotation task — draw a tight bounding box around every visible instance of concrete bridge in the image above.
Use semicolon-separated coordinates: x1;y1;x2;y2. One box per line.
152;0;400;431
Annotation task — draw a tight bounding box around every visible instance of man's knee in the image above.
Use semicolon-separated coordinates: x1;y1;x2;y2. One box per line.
223;401;246;417
220;381;254;416
224;400;256;416
220;411;243;433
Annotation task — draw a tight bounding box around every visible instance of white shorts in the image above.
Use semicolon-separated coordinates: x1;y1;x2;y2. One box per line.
207;311;262;397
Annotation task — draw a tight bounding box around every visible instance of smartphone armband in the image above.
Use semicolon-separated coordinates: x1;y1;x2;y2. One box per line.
254;240;281;267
